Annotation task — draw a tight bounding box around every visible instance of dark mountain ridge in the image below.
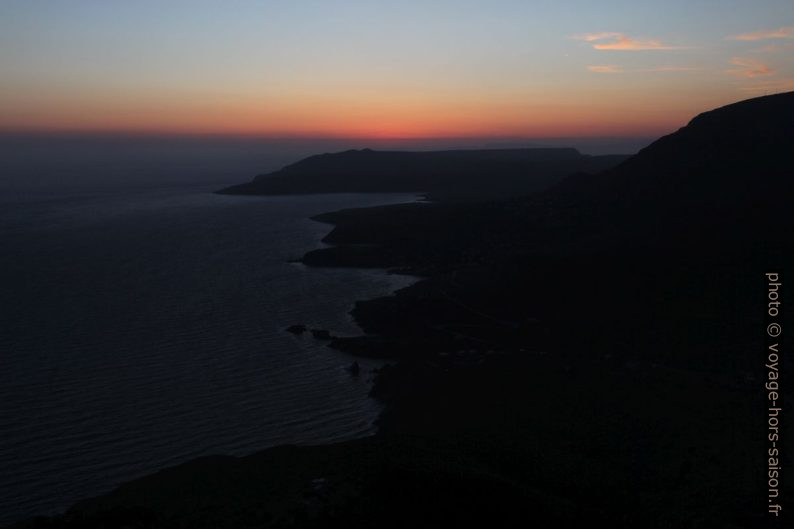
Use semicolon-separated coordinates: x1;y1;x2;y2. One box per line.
536;91;794;256
217;147;629;201
551;91;794;210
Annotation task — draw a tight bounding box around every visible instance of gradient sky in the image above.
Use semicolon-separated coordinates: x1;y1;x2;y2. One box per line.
1;0;793;138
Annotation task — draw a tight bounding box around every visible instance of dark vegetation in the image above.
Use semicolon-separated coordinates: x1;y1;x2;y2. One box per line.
11;92;793;528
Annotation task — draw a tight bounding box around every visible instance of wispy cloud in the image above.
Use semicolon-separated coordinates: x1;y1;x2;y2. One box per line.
576;32;622;42
728;26;794;41
587;65;623;73
586;65;698;74
639;66;699;72
573;32;683;50
726;57;775;78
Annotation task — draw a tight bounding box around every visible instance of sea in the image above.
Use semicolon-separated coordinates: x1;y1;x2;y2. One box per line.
0;135;419;523
0;133;651;523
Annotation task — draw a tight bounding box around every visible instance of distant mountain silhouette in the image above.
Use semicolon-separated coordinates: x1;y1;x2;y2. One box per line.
217;148;628;201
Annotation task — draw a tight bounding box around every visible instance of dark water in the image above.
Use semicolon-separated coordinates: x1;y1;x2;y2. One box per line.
0;145;418;523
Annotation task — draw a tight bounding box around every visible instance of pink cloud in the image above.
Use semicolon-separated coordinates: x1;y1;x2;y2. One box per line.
573;32;682;50
575;32;623;42
638;66;699;72
726;57;775;78
587;65;623;73
586;65;698;74
729;26;794;41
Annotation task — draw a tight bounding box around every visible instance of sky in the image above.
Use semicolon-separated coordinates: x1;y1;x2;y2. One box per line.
1;0;793;139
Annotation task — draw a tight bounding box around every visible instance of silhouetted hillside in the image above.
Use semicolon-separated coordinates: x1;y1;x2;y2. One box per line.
539;91;794;256
552;91;794;210
217;148;628;201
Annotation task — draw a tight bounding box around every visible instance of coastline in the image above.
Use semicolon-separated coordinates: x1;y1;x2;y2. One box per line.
0;192;420;528
8;196;783;529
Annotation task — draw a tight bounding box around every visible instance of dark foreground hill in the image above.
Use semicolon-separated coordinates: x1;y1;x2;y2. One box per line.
12;93;793;528
539;91;794;257
552;91;794;209
217;147;628;201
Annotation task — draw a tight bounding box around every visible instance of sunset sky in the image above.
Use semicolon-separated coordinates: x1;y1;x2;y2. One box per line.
1;0;793;138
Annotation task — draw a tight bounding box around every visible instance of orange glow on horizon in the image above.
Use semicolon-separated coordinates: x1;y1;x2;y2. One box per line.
3;3;792;144
0;119;679;141
0;93;693;140
0;60;751;141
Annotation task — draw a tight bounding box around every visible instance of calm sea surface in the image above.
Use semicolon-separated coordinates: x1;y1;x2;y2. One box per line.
0;136;417;523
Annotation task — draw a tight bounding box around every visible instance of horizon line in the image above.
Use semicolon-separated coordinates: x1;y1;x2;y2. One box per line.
0;129;662;141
